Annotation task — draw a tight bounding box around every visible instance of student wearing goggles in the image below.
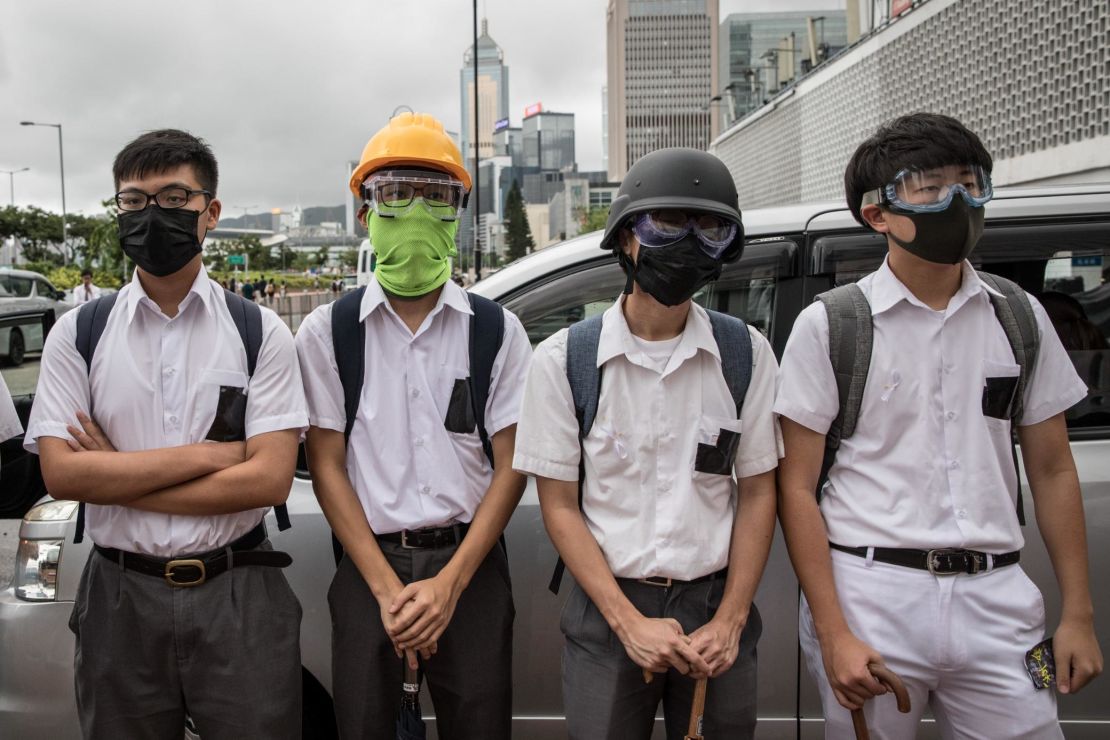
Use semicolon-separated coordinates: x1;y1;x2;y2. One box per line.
631;210;740;259
864;163;993;214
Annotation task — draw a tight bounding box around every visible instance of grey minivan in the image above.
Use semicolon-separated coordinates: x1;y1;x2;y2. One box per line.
1;185;1107;738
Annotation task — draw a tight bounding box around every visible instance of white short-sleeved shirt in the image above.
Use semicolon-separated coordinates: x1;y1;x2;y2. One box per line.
295;279;532;535
0;373;21;445
513;297;783;581
774;258;1087;552
70;283;102;305
25;266;308;557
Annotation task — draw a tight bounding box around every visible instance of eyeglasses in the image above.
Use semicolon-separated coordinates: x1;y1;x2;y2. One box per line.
362;171;466;220
631;210;738;259
867;164;993;214
115;187;212;212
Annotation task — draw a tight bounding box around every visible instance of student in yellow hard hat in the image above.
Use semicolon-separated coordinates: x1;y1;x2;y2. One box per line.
296;112;532;739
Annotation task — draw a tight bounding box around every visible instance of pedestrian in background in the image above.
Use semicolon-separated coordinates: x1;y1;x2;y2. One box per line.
69;269;102;306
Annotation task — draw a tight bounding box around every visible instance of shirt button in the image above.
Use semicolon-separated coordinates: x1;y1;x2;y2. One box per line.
414;437;424;447
944;364;954;374
169;415;178;424
946;411;957;421
411;388;420;398
660;480;671;492
421;485;431;495
949;460;960;470
956;509;967;519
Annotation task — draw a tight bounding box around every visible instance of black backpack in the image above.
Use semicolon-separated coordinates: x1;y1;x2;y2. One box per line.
816;271;1040;524
328;286;506;562
72;289;290;543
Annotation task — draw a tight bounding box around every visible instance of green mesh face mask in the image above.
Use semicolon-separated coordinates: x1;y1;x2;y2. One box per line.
367;201;459;297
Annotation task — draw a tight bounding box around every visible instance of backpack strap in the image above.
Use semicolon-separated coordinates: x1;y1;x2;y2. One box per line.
75;293;119;374
978;271;1040;526
706;309;753;417
331;286;367;444
220;290;291;531
815;284;873;500
467;292;506;468
72;294;120;543
548;315;605;594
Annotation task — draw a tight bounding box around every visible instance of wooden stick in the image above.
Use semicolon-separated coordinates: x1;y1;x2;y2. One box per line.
684;677;708;740
850;662;912;740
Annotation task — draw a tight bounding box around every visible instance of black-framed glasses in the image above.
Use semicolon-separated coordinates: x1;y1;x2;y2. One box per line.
115;187;212;212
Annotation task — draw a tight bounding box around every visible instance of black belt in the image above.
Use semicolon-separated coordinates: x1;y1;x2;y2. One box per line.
94;523;292;587
830;543;1020;575
621;568;728;589
378;523;469;549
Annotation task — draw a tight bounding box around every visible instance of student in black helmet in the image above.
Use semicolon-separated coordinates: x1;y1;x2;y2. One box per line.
514;147;781;739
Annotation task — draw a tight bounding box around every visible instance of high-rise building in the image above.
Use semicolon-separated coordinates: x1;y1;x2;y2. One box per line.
522;109;576;172
718;11;847;129
601;86;609;174
606;0;719;181
459;18;510;263
459;18;510;167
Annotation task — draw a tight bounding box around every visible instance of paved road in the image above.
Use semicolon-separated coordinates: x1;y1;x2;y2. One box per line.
2;357;40;397
0;519;19;588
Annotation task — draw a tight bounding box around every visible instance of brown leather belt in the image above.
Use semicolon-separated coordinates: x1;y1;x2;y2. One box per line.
621;568;728;589
378;522;470;549
830;543;1020;575
94;523;291;587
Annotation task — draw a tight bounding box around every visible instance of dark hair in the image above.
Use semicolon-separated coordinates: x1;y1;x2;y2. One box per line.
844;113;992;228
113;129;218;195
81;268;93;278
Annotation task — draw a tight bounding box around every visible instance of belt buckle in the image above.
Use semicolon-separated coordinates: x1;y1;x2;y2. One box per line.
164;559;206;587
926;548;968;576
639;576;673;588
400;530;417;549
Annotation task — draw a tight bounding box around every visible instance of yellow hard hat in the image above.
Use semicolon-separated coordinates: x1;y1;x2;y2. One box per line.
349;112;471;197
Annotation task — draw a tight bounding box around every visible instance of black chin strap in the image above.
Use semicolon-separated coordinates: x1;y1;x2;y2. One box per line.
617;251;636;295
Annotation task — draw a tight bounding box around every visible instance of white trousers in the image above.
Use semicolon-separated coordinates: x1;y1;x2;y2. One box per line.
800;549;1063;740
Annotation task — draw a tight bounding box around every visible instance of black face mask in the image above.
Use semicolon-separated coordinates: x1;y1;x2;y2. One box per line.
888;196;985;265
117;206;205;277
620;234;722;307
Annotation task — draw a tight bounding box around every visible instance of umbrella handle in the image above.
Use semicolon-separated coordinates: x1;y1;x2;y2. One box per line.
849;661;912;740
684;677;708;740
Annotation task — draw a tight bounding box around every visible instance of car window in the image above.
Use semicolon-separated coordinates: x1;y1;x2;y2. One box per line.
501;259;626;347
34;278;56;299
0;275;33;298
702;239;796;339
812;220;1110;431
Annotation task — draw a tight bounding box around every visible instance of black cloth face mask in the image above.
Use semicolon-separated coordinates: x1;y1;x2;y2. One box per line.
117;206;205;277
888;196;985;265
621;234;722;307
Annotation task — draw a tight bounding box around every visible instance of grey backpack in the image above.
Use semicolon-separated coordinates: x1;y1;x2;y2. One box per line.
548;308;754;593
816;271;1040;524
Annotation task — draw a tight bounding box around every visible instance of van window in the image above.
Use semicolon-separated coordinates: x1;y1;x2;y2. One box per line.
0;275;33;298
812;220;1110;431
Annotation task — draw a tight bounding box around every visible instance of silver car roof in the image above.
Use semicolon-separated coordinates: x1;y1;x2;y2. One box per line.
472;184;1110;300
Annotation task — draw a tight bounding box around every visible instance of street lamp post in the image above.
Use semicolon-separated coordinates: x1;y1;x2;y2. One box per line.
20;121;68;259
1;167;30;206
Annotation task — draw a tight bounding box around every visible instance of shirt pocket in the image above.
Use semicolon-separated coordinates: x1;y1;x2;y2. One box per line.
982;359;1021;421
693;415;743;477
199;368;249;442
444;377;477;434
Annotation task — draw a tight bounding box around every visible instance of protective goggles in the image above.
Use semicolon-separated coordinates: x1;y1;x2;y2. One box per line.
631;210;738;259
362;170;467;221
867;164;993;214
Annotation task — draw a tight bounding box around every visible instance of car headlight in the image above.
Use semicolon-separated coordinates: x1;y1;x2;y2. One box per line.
24;500;79;522
14;539;63;602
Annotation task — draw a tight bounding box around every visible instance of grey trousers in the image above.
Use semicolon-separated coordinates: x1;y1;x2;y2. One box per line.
561;578;761;740
68;543;303;740
329;540;515;740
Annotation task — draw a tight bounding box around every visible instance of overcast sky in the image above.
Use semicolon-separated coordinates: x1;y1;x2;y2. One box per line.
1;0;843;217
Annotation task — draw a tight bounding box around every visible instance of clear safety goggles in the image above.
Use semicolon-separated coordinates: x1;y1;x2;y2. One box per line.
631;210;738;259
362;170;467;221
868;164;993;214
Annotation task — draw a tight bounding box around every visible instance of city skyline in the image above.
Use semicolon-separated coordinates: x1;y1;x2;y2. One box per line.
1;0;846;217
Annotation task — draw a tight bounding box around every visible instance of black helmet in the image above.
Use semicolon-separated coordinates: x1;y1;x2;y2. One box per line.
600;148;745;262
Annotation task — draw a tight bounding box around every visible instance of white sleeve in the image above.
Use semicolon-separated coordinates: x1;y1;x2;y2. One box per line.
1019;294;1089;426
773;301;839;435
244;309;309;439
294;304;347;434
483;309;533;436
0;372;21;443
512;329;582;482
23;310;88;454
734;327;783;479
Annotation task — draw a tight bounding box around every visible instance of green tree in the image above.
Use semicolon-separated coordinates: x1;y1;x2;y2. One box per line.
314;245;330;268
340;247;359;271
578;206;609;233
504;180;534;262
84;200;125;276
